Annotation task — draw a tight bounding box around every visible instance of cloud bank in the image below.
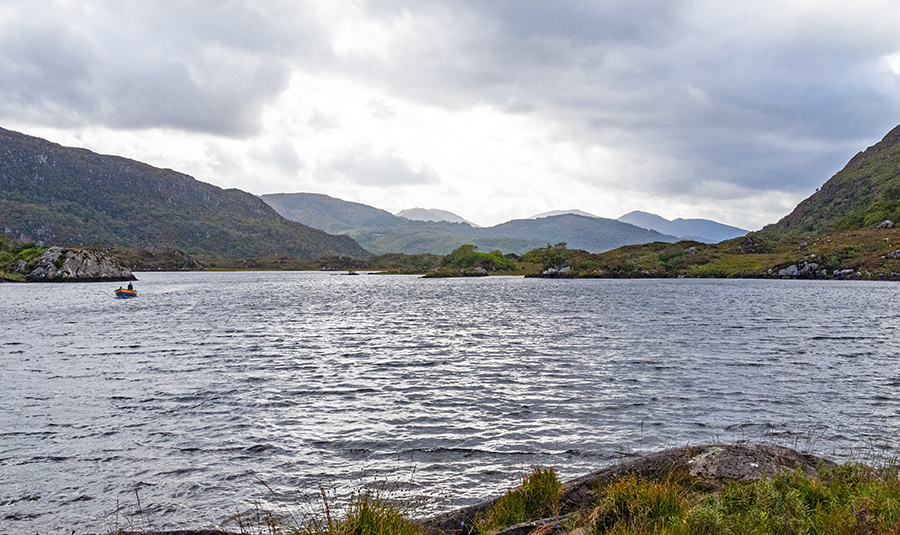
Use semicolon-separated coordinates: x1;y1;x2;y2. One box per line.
1;0;899;229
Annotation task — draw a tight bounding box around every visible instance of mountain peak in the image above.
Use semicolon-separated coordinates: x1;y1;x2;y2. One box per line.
528;209;599;219
396;208;480;227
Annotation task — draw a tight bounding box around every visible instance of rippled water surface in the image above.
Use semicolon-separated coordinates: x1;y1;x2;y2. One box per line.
2;272;900;533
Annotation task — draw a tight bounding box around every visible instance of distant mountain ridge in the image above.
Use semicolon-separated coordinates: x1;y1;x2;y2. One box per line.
261;193;678;255
396;207;481;227
261;192;401;234
0;127;369;260
617;211;748;243
529;209;599;219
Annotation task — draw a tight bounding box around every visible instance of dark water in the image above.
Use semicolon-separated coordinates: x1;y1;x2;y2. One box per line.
2;272;899;533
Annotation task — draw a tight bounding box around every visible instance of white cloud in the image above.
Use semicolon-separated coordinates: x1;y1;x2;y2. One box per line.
887;52;900;76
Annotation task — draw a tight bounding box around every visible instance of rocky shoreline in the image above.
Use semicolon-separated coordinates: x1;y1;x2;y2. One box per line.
109;443;831;535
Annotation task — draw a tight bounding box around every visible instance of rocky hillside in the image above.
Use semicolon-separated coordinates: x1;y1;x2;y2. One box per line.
0;127;369;260
761;124;900;237
24;247;136;282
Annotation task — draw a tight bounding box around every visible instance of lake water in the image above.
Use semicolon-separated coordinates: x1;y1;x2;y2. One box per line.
2;272;900;533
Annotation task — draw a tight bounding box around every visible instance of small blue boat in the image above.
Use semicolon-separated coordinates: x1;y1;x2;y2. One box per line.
115;288;137;299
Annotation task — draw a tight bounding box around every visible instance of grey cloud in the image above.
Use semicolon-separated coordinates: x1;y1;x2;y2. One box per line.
268;141;306;175
326;144;441;186
500;98;537;114
0;0;328;136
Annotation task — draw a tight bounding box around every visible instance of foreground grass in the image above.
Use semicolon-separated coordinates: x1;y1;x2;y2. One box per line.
474;467;562;535
580;463;900;535
280;462;900;535
294;490;427;535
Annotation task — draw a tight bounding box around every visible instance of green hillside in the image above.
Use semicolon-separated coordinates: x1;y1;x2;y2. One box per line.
0;128;369;261
760;124;900;237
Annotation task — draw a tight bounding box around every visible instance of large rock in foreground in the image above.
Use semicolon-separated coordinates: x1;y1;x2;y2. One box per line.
26;247;137;282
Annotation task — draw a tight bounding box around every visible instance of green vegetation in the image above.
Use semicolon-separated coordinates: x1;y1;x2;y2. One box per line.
587;473;688;534
576;463;900;535
0;233;45;281
295;490;428;535
474;467;562;535
758;125;900;239
514;228;900;280
442;245;516;271
423;245;522;277
358;253;443;274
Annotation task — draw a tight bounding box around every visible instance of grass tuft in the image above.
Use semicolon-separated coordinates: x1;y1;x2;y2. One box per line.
474;466;562;535
294;488;427;535
588;474;690;534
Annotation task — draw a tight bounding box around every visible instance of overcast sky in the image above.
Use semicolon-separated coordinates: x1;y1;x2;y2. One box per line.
2;0;899;230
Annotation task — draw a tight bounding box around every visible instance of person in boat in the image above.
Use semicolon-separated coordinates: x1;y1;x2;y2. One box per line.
127;282;133;290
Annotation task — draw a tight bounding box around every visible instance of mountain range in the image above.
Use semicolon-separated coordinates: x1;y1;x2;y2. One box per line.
617;211;748;243
261;193;679;255
7;120;880;271
525;209;748;242
0;127;368;261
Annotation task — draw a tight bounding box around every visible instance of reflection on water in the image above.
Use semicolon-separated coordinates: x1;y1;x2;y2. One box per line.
1;272;899;532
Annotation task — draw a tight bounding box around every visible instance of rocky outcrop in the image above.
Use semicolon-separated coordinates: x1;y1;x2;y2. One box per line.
462;266;490;277
539;266;573;277
26;247;137;282
423;443;831;535
767;257;826;279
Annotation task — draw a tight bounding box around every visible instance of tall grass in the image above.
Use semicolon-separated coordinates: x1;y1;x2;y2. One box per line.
581;463;900;535
294;489;427;535
474;467;562;535
587;473;690;534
